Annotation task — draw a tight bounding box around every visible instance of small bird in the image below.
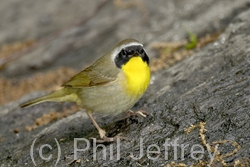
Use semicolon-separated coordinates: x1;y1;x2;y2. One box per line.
20;39;150;142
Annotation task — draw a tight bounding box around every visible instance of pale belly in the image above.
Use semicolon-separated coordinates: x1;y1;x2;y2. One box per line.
76;81;143;115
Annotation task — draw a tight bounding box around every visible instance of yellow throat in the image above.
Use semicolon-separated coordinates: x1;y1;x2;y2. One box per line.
121;56;150;96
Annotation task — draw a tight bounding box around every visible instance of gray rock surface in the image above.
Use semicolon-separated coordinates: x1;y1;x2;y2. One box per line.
0;0;249;166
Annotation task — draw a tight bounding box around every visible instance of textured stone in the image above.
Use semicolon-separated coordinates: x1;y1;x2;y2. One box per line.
0;0;249;166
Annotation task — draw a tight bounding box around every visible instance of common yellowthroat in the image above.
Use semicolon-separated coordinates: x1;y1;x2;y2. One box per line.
20;39;150;142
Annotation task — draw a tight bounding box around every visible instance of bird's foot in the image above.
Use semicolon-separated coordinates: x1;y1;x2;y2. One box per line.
90;128;128;143
91;134;128;143
127;109;148;118
117;109;148;121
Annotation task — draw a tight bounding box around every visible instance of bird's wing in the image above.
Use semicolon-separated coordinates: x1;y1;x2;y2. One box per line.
62;67;115;87
62;56;119;88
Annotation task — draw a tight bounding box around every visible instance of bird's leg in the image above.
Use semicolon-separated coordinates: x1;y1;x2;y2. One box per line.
86;110;122;143
86;110;106;138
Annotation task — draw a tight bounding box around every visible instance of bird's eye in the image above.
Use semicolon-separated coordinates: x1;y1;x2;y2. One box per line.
120;49;126;57
139;48;144;54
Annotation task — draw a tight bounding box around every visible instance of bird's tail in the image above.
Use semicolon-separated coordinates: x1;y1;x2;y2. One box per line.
20;88;78;108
